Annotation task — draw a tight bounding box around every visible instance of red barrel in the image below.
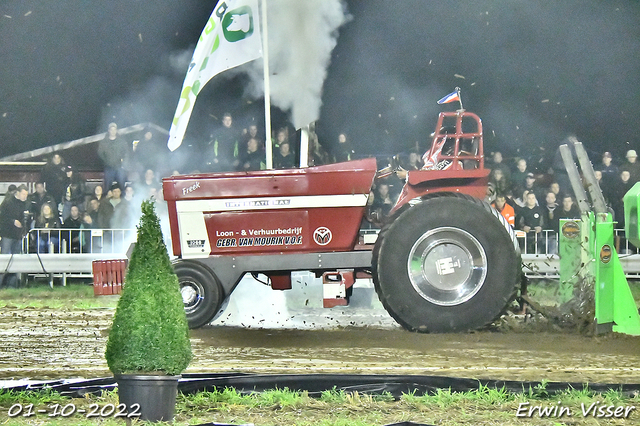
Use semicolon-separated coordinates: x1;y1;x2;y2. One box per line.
92;259;128;296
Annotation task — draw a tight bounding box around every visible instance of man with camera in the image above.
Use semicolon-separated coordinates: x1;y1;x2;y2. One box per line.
1;185;29;253
0;185;30;287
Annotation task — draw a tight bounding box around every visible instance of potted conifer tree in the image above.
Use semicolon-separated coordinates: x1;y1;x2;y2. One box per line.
105;199;192;422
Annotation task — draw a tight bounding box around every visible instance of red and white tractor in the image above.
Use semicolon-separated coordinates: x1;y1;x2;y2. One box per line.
162;110;521;332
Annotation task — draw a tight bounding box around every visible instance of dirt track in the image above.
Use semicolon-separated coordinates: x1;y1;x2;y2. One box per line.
1;307;640;384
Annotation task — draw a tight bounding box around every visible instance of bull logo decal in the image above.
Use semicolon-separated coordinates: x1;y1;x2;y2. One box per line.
222;6;255;42
313;227;332;246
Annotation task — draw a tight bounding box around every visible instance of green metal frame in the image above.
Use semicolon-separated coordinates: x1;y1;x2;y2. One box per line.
560;211;640;335
593;211;640;335
557;143;640;336
558;218;582;304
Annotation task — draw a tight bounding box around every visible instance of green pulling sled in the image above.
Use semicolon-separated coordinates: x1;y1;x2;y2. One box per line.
557;141;640;336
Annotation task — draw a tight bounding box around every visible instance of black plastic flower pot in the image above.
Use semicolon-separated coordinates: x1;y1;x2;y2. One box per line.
116;374;180;422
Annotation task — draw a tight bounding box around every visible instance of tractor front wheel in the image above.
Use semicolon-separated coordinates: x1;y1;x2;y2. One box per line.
173;260;224;329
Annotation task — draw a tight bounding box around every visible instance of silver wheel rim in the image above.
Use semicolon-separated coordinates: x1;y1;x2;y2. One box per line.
180;279;204;314
407;226;487;306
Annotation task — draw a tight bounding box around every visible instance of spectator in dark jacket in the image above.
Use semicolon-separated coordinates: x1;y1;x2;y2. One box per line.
0;185;29;254
98;122;129;191
60;165;86;219
63;204;83;253
489;168;510;197
203;112;241;172
136;169;161;199
86;197;100;224
516;172;545;202
511;158;529;194
111;185;135;229
489;151;511;189
612;170;635;228
622;150;640;183
274;140;296;169
82;199;100;252
237;138;265;171
370;182;395;219
34;201;61;253
542;191;559;253
0;185;28;287
40;154;67;205
597;151;619;187
554;195;581;229
518;191;545;253
28;182;57;219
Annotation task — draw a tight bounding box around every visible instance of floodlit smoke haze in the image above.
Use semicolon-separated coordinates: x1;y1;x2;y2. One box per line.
320;0;640;161
1;0;639;168
243;0;351;128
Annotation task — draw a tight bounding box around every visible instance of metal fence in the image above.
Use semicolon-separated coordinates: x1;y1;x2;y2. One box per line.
364;227;640;279
16;227;640;282
515;228;638;256
24;228;136;255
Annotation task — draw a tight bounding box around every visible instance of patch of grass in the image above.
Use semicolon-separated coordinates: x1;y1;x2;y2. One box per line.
1;386;639;426
256;387;311;408
319;387;348;404
0;282;118;310
527;379;551;398
0;389;68;406
179;387;254;412
402;384;516;409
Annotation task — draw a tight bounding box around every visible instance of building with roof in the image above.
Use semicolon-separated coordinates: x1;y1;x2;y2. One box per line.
0;123;169;199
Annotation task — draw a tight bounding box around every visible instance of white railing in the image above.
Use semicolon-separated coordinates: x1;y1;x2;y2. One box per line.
517;228;640;279
12;227;640;282
515;229;556;255
515;228;639;256
360;228;640;279
23;226;639;257
24;228;136;255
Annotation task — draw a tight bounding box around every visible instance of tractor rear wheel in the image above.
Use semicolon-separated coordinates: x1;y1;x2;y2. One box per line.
373;193;520;332
173;260;224;329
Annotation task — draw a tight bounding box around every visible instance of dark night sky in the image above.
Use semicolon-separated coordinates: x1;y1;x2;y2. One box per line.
2;1;640;170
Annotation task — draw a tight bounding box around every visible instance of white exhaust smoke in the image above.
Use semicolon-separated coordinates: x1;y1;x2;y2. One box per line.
243;0;351;128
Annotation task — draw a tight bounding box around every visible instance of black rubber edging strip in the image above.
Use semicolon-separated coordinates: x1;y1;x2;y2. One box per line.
3;373;639;400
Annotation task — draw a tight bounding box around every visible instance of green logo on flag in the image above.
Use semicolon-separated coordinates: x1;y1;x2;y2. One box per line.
222;6;254;42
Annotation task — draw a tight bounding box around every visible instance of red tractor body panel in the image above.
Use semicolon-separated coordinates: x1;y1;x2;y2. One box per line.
163;158;377;258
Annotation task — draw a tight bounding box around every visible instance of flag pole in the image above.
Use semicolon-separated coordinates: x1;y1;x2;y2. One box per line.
262;0;273;169
456;87;464;111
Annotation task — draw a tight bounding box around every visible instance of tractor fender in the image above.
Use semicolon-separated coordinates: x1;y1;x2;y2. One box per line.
390;169;490;216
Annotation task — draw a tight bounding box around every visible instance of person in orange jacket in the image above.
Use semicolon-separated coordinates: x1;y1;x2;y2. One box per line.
492;193;515;227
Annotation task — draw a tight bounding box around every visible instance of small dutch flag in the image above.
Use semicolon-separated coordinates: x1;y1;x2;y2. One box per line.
437;88;461;105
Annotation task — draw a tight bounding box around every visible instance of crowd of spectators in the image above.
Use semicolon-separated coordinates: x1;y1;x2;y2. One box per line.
4;115;640;259
0;115;336;259
0;150;164;256
363;143;640;255
185;113;351;173
485;148;640;254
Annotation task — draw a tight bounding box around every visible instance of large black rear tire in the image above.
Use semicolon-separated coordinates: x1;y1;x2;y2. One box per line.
373;193;520;332
173;261;224;329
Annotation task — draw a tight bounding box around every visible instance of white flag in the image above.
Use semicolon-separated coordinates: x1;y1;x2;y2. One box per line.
168;0;263;151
